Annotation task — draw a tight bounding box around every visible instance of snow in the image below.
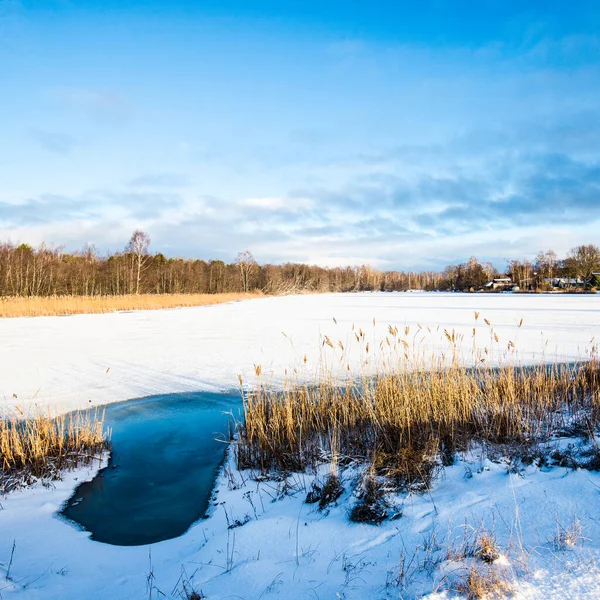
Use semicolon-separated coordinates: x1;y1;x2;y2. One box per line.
4;447;600;599
1;292;598;413
1;292;600;599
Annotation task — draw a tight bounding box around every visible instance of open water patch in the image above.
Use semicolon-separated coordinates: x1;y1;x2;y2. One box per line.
61;390;240;546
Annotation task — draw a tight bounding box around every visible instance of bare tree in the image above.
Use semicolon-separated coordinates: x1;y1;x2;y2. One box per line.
533;249;558;288
535;250;557;279
127;230;151;294
235;250;257;293
509;259;534;290
565;244;600;286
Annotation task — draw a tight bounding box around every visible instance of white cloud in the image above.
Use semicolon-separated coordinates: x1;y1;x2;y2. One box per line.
242;197;314;211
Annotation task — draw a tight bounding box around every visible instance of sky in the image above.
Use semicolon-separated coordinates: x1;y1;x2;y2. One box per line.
1;0;599;271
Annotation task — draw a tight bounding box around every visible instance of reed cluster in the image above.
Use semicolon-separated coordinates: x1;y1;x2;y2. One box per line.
236;317;600;491
0;408;109;493
0;291;263;318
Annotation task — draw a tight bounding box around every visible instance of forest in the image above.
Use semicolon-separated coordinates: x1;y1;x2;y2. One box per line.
0;230;598;297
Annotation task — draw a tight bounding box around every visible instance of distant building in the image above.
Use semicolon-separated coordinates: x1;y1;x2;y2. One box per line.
545;277;585;289
484;278;513;291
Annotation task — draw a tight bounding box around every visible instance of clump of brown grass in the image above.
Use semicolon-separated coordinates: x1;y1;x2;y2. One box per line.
305;473;344;510
456;564;512;599
475;532;501;564
1;408;109;493
349;468;389;524
0;291;264;318
435;523;517;598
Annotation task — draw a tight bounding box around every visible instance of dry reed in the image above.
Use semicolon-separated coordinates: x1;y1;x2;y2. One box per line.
236;318;600;492
0;292;264;318
1;408;109;493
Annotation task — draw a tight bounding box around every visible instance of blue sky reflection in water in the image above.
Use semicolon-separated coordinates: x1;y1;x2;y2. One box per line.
61;391;241;546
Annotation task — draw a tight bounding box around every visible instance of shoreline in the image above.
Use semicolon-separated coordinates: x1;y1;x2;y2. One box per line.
0;291;266;319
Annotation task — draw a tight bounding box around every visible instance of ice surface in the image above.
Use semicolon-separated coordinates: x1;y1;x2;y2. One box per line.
1;292;598;413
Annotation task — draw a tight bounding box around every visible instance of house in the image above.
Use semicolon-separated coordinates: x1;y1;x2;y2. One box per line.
484;278;514;291
549;277;585;289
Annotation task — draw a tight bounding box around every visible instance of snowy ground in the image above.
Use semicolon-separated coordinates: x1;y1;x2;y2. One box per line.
1;292;600;599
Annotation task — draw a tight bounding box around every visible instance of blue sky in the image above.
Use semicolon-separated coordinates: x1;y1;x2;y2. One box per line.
1;1;599;270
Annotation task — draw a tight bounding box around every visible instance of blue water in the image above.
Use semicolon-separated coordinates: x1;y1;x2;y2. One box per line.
61;391;241;546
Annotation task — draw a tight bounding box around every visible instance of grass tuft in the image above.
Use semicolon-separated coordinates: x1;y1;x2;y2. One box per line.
305;473;344;510
475;532;501;564
349;469;389;524
456;564;511;599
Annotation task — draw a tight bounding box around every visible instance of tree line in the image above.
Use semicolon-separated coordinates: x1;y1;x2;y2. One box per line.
0;231;443;297
0;230;598;297
439;245;600;292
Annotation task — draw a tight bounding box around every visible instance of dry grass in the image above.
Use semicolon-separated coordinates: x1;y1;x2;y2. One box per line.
235;317;600;494
349;468;389;523
305;473;344;510
237;358;600;481
0;292;264;318
455;564;512;599
1;407;109;493
476;532;501;564
553;516;584;551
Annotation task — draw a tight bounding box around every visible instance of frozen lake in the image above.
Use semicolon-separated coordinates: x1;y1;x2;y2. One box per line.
1;292;599;414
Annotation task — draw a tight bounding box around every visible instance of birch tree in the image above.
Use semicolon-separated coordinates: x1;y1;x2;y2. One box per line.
235;250;257;293
127;230;151;294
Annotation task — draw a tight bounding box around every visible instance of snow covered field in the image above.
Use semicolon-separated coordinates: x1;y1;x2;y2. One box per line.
2;292;600;599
